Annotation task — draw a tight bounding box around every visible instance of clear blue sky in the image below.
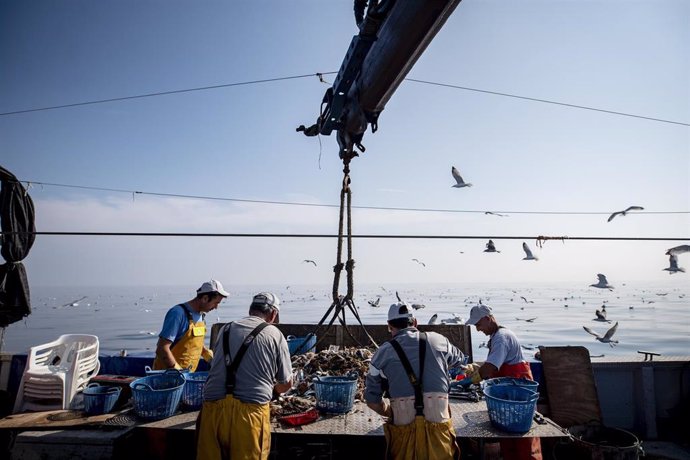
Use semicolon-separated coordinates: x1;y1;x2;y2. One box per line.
1;0;688;288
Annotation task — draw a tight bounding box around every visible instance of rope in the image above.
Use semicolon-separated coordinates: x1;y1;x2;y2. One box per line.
309;155;379;351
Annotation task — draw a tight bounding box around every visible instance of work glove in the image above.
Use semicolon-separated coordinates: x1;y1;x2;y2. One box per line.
201;347;214;362
463;362;482;384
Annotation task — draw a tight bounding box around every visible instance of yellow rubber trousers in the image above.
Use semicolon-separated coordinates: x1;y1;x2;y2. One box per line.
384;416;460;460
196;394;271;460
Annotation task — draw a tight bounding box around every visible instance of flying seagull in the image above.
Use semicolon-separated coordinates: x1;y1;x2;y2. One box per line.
665;245;690;256
607;206;644;222
368;297;381;307
522;242;538;261
411;303;426;310
412;258;426;267
428;314;439;325
583;322;619;347
451;166;472;188
303;259;317;267
485;211;508;217
515;317;537;323
590;273;613;290
520;296;534;304
663;254;685;274
484;240;500;253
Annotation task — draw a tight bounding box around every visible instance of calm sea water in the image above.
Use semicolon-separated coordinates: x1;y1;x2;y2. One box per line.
2;281;688;361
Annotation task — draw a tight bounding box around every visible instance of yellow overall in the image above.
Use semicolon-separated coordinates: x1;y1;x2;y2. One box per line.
152;305;205;372
196;394;271;460
384;416;460;460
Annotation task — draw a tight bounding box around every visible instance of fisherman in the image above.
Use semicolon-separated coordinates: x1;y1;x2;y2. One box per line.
464;304;543;460
152;279;228;372
365;301;465;460
196;292;292;460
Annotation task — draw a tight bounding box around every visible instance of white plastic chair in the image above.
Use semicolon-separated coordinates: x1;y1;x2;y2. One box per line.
13;334;100;413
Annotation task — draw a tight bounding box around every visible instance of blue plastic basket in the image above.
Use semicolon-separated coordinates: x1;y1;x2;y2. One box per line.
181;371;208;410
483;377;539;391
83;383;121;415
287;334;317;355
483;384;538;433
313;375;357;414
130;370;186;420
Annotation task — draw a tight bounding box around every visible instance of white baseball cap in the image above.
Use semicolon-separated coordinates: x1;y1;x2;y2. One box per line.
465;304;492;325
387;302;415;321
251;292;281;311
197;279;229;298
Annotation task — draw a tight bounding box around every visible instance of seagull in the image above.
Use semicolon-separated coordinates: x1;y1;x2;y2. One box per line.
663;254;685;274
607;206;644;222
583;322;619;347
515;317;537;323
665;245;690;256
428;314;439;325
440;314;463;324
303;259;317;267
368;297;381;307
590;273;614;290
484;240;500;253
451;166;472;188
520;296;534;304
522;242;538;261
411;303;426;310
594;305;611;322
412;258;426;267
485;211;508;217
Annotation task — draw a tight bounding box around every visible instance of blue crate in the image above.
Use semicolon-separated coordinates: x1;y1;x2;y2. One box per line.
83;383;121;415
181;371;208;410
483;384;538;433
287;334;316;355
130;370;185;420
313;375;357;414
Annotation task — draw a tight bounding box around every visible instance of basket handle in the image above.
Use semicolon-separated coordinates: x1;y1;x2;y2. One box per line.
144;365;153;372
133;382;153;391
286;335;296;340
104;386;121;395
86;382;102;389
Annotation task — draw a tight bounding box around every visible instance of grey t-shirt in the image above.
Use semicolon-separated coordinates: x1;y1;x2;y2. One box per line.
203;316;292;404
485;326;526;370
364;327;466;404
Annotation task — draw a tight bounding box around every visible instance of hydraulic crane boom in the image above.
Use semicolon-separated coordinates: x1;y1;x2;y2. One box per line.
298;0;462;159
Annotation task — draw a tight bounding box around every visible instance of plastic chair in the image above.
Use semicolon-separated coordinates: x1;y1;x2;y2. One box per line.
13;334;100;413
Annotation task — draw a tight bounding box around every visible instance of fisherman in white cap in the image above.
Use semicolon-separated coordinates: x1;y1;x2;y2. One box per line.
364;302;466;459
465;304;542;460
153;279;229;372
197;292;292;460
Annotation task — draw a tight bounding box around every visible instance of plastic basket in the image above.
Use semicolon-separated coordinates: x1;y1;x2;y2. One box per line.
483;377;539;392
483;384;538;433
130;370;186;420
313;375;357;414
181;371;208;410
83;383;121;415
287;334;316;355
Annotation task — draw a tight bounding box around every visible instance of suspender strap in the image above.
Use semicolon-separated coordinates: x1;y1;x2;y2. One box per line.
223;322;270;395
389;332;427;416
180;303;206;323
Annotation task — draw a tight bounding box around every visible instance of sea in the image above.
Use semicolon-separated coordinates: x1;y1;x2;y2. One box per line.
2;281;688;362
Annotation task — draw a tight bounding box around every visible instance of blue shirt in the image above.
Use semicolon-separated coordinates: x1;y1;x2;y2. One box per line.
159;303;204;346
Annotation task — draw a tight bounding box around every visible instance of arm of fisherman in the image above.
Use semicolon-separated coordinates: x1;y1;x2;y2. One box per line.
364;353;392;418
273;334;293;395
201;346;213;362
155;337;182;369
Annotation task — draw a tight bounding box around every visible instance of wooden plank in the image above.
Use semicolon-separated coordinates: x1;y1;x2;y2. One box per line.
540;346;602;428
0;408;130;429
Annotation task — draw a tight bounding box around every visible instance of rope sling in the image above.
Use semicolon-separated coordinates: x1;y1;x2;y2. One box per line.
292;154;379;353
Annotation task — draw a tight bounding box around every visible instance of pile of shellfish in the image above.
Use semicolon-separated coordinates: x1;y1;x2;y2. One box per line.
270;347;375;417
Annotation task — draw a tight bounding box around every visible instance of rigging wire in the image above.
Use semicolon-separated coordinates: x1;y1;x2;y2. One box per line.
15;179;690;217
3;231;687;242
1;72;687;127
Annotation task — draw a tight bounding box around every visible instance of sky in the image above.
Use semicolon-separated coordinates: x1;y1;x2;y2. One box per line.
0;0;688;289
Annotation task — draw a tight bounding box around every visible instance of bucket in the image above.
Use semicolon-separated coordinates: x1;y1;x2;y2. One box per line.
558;424;643;460
287;334;316;355
83;383;121;415
312;374;358;413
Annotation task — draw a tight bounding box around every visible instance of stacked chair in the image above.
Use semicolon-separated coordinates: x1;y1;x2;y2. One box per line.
13;334;100;413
